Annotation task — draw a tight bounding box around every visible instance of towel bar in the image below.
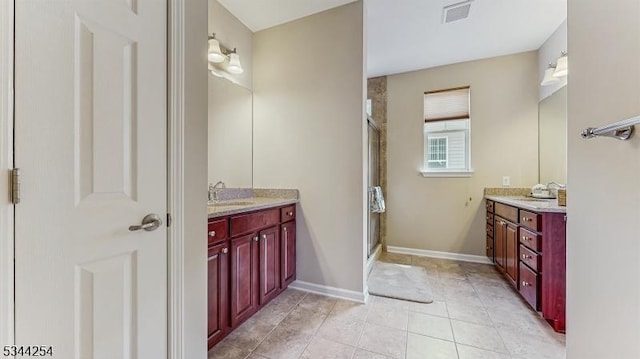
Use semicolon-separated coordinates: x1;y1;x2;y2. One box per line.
581;115;640;140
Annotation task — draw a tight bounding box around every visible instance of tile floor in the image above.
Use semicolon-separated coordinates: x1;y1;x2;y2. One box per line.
208;253;566;359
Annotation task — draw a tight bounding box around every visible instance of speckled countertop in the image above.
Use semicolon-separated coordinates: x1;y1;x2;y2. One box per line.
485;195;566;214
208;188;299;219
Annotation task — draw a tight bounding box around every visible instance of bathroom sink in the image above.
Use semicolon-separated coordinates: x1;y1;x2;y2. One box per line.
514;197;554;202
212;201;254;207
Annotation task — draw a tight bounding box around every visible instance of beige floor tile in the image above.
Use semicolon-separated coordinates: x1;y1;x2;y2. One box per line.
485;306;550;337
353;349;393;359
451;320;508;354
253;326;313;359
379;252;412;265
300;336;355;359
219;317;277;351
208;341;252;359
269;288;308;308
446;302;492;325
357;322;407;359
278;305;327;335
456;344;511;359
316;315;365;346
406;332;458;359
498;327;565;359
366;304;409;330
298;293;338;314
410;300;448;318
408;312;454;341
329;299;371;322
245;355;268;359
445;292;485;307
251;298;295;326
370;295;412;309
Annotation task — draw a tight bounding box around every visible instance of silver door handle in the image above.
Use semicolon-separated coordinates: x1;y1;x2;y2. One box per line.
129;214;163;232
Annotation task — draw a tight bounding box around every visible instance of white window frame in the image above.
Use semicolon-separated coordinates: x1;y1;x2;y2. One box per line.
426;135;448;169
421;87;473;178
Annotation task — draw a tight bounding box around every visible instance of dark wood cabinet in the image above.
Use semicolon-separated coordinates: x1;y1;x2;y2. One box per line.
230;233;258;327
281;221;296;287
486;199;566;333
505;222;518;286
207;242;229;348
258;226;280;305
208;204;297;350
485;200;494;262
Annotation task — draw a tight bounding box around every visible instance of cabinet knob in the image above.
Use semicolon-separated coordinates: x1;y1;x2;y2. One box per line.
287;211;293;216
283;227;288;232
521;281;530;287
253;236;259;242
522;236;530;241
222;247;228;254
522;254;531;260
208;231;216;237
523;217;532;222
262;234;267;239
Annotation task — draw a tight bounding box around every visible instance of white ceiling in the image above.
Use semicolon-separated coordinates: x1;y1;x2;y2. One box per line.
217;0;358;33
216;0;567;77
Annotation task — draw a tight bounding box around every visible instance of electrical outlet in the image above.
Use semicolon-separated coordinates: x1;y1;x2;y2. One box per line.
502;176;510;187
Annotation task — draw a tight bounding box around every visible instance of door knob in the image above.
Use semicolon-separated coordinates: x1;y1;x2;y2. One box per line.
129;214;163;232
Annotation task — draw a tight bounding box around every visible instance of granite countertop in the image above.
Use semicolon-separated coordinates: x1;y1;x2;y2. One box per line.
208;188;299;219
485;195;567;214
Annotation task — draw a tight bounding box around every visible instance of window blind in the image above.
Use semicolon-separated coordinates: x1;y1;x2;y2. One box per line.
424;87;470;122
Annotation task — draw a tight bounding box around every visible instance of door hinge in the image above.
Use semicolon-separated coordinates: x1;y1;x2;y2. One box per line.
167;213;172;228
10;168;20;204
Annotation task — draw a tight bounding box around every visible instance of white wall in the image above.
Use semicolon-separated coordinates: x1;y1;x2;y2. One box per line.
386;52;539;256
181;1;208;358
208;0;253;90
566;0;640;358
538;20;567;101
252;2;367;295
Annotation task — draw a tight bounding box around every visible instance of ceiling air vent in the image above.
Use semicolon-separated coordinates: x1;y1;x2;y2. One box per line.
443;1;472;24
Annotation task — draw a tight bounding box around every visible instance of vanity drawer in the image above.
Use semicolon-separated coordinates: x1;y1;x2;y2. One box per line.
280;205;296;222
495;203;518;223
230;208;280;237
486;200;494;213
486;213;494;225
486;236;494;259
520;210;542;231
208;219;229;245
519;227;541;251
486;224;494;238
520;245;541;272
519;262;540;310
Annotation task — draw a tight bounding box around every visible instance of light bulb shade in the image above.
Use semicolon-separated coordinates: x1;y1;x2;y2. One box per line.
226;53;244;74
541;67;560;86
208;39;226;63
553;56;568;77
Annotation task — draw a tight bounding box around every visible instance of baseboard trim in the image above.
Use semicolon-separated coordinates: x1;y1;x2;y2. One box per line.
366;243;382;276
386;246;492;264
288;280;366;303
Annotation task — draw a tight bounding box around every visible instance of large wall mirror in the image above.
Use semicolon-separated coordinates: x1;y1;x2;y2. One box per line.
539;86;567;184
208;75;253;188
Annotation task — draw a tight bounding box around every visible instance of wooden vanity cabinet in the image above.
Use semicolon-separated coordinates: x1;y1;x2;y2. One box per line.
208;204;297;350
485;200;495;261
485;199;566;333
207;242;229;348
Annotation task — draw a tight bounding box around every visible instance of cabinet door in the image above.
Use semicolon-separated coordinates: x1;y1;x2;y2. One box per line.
281;221;296;287
494;218;506;271
230;233;258;327
505;223;519;286
208;242;229;349
258;226;280;305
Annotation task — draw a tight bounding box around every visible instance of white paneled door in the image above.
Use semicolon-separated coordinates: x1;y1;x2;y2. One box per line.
14;1;167;358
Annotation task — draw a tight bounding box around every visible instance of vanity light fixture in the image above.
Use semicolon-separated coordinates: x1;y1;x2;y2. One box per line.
553;51;568;77
207;33;244;75
208;34;226;63
541;64;560;86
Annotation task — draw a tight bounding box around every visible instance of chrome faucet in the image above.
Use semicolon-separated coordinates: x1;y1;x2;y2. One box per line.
208;181;226;202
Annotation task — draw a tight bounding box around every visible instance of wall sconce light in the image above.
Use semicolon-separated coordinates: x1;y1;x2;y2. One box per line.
541;64;560;86
553;51;568;77
208;33;244;75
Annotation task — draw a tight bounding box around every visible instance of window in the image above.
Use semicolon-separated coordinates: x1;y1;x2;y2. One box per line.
422;87;472;177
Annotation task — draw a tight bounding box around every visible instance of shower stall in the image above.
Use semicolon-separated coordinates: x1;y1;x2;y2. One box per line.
367;118;381;258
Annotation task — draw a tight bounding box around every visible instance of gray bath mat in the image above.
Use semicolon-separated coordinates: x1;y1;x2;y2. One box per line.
368;261;433;303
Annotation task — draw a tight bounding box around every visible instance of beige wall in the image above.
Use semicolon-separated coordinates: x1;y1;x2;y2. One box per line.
386;52;539;256
566;0;640;357
253;2;367;294
208;0;253;90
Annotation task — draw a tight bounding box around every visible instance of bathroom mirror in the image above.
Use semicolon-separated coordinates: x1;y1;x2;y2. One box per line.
208;74;253;188
538;86;567;184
